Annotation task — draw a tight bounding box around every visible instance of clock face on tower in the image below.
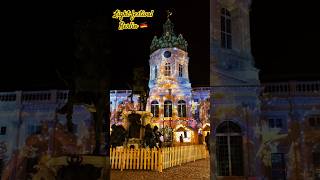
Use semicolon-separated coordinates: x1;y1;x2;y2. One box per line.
163;51;171;58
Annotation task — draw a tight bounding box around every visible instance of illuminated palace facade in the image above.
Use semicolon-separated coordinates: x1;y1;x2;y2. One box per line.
110;18;211;143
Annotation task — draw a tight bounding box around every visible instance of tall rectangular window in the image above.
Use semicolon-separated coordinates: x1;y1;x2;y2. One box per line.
154;66;157;79
314;152;320;167
271;153;286;180
0;126;6;135
164;63;171;76
178;100;186;117
164;100;172;117
178;64;183;77
221;8;232;49
151;100;159;117
309;115;320;128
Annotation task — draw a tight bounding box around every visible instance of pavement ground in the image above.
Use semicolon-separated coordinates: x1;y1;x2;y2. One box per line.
110;158;210;180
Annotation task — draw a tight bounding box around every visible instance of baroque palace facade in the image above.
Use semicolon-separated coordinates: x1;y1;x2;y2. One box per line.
209;0;320;179
0;0;319;179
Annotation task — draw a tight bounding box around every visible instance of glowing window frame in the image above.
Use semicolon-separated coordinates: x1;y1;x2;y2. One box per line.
164;62;171;76
177;100;186;117
164;100;172;117
151;100;159;117
221;8;232;49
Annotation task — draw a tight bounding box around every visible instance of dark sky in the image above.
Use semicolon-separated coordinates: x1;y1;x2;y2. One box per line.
110;0;210;89
250;1;320;82
0;1;319;91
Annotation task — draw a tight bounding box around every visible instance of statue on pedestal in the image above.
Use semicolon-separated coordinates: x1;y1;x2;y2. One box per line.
128;113;142;139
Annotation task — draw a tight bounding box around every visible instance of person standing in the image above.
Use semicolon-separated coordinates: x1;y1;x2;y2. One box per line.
153;126;162;148
179;134;184;144
205;132;210;153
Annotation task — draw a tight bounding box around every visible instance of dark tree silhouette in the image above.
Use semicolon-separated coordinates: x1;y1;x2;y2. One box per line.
57;155;102;180
110;125;127;147
56;16;112;156
143;124;154;148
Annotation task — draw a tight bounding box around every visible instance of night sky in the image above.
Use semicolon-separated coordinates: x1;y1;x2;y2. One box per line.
250;1;320;82
0;1;319;91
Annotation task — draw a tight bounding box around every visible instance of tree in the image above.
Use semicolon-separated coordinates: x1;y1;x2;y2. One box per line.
56;16;112;155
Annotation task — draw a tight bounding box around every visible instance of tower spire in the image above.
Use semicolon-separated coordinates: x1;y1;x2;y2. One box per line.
150;10;188;53
163;10;174;36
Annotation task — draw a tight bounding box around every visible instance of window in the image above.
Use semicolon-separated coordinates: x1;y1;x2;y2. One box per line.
164;62;171;76
151;100;159;117
271;153;286;180
309;115;320;128
216;121;243;176
177;100;186;117
0;127;6;135
314;152;320;167
178;64;183;77
163;51;171;58
221;8;232;49
314;148;320;180
154;66;158;79
164;100;172;117
28;125;41;135
268;118;283;129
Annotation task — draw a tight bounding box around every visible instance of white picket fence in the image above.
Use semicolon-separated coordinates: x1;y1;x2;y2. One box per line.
110;145;208;172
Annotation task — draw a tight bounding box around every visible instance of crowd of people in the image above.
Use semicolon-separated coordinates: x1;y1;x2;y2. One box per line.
110;123;210;152
143;124;163;148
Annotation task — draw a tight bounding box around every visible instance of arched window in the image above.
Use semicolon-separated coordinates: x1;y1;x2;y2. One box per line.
221;8;232;49
151;100;159;117
164;62;171;76
178;64;183;77
216;121;243;176
164;100;172;117
177;100;186;117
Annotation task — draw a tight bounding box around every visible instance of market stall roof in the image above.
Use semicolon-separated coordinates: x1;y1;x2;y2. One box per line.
174;125;195;132
202;125;210;131
175;126;185;132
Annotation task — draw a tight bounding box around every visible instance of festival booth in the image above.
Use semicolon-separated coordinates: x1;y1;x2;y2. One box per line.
199;123;210;136
173;125;196;145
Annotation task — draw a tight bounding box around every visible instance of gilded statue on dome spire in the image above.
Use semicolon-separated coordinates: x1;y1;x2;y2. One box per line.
163;10;174;36
167;10;172;19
